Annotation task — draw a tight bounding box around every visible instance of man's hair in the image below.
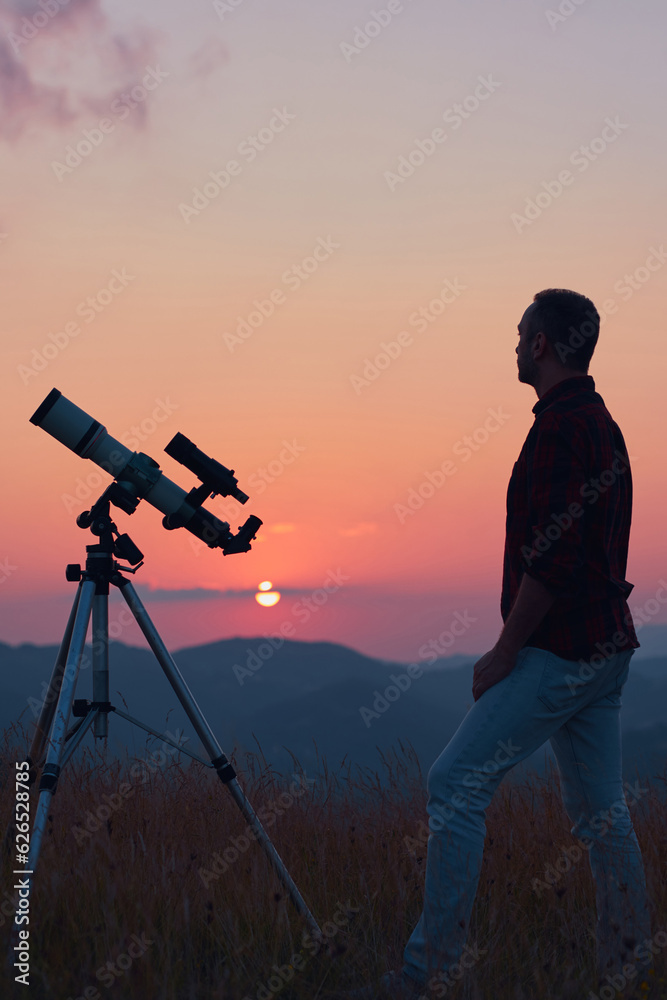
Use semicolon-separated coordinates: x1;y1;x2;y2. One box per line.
528;288;600;372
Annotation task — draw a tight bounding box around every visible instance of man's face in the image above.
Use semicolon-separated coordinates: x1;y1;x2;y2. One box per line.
516;304;539;386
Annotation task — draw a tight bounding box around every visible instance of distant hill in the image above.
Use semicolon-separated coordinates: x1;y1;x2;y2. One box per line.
0;634;665;786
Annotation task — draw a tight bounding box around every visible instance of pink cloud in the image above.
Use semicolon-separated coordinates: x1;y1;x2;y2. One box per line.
0;0;163;139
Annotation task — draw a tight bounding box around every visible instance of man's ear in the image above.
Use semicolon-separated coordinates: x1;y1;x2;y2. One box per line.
531;330;546;358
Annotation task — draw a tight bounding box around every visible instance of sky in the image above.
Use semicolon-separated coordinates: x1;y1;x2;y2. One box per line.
1;0;666;664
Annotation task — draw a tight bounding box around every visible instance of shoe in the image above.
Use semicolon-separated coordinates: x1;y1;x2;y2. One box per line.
343;969;426;1000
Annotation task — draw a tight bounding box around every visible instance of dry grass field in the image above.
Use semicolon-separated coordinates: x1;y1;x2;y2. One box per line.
1;724;666;1000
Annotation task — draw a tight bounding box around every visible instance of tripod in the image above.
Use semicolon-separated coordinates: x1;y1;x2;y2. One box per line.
9;498;321;948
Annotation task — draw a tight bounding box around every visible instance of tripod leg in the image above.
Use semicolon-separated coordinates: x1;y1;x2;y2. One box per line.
3;585;82;861
12;579;96;934
60;709;99;769
92;591;109;739
27;583;82;773
118;579;322;939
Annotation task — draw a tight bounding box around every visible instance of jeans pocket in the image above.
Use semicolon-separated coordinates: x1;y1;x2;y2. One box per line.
601;655;632;705
536;651;579;713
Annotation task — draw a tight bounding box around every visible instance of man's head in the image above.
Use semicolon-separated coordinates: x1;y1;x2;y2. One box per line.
517;288;600;391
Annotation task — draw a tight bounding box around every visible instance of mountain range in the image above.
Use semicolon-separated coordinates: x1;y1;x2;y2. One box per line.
1;631;665;789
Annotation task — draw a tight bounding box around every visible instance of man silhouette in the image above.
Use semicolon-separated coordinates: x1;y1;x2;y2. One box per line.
347;289;652;999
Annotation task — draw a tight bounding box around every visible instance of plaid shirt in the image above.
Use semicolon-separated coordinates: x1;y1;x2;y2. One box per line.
501;375;639;661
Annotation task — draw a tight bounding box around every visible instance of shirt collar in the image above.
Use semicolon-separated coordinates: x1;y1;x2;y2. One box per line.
532;374;595;415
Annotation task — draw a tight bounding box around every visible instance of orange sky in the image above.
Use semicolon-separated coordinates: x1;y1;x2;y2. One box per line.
1;0;666;660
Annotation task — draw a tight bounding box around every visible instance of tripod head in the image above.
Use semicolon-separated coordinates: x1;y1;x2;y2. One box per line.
75;486;145;571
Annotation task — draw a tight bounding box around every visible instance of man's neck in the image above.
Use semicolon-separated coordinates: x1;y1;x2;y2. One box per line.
533;368;587;399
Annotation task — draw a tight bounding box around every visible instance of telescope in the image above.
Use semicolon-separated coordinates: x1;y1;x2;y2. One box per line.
30;388;261;555
8;389;322;953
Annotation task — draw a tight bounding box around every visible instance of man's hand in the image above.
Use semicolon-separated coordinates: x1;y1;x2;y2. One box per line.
472;645;518;702
471;572;555;701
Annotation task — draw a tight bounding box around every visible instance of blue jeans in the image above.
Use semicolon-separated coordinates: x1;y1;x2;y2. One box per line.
402;645;652;989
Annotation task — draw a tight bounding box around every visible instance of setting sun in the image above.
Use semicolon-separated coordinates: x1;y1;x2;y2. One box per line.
255;581;281;606
255;591;281;607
